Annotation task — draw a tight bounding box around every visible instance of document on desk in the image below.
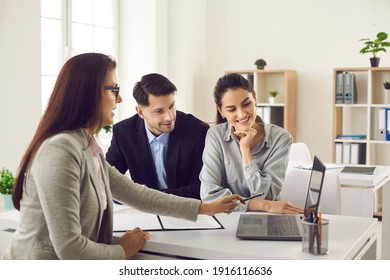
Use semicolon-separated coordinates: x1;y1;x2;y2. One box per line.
158;214;223;230
113;213;223;232
114;213;162;232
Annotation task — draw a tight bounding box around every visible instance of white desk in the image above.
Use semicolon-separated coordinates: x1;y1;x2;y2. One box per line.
0;209;378;260
288;163;390;259
113;212;378;260
0;209;19;258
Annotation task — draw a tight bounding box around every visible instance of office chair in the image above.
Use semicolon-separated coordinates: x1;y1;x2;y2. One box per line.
289;142;311;163
281;169;341;215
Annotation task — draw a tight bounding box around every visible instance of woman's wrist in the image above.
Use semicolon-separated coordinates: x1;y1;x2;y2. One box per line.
198;202;209;215
240;147;252;164
248;199;268;211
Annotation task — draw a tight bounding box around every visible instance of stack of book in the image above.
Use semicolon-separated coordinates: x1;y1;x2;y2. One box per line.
335;142;366;164
377;108;390;141
336;72;357;104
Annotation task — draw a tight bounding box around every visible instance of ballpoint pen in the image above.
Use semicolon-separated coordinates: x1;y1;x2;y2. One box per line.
242;193;265;202
318;210;322;247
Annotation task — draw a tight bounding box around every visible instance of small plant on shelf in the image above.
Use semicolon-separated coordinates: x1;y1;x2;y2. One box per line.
268;90;278;104
0;168;14;195
269;90;278;98
359;32;390;67
254;59;267;70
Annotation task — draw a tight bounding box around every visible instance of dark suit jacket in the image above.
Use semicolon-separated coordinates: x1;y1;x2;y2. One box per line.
106;111;209;199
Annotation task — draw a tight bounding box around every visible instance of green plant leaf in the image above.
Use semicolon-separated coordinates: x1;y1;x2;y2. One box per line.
0;168;15;194
377;32;388;40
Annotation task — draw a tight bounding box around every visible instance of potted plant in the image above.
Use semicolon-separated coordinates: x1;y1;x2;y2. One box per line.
359;32;390;67
268;90;278;104
0;167;15;209
254;59;267;70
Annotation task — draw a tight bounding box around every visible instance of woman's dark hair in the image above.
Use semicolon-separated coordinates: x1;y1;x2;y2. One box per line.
12;53;117;210
133;73;177;106
213;73;254;124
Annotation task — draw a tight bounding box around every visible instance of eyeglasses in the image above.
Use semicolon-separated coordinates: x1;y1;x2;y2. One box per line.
104;85;120;100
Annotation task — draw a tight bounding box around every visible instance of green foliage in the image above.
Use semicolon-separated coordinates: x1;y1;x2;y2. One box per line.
95;125;112;136
269;90;278;98
102;125;112;133
360;32;390;58
0;168;15;195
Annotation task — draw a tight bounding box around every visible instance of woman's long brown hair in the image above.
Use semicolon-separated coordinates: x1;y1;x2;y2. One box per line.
12;53;116;210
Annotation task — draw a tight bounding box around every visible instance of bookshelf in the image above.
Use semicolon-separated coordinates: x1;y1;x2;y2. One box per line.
332;67;390;165
225;69;297;140
332;67;390;218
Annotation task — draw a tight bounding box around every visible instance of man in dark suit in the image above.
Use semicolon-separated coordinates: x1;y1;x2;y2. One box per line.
106;73;209;199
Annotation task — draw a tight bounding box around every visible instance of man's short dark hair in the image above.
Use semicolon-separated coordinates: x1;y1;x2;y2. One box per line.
133;73;177;106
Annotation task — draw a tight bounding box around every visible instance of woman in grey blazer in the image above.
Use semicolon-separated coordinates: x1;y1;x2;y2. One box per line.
4;53;241;260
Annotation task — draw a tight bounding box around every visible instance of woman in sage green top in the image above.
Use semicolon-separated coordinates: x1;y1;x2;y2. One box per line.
4;53;241;260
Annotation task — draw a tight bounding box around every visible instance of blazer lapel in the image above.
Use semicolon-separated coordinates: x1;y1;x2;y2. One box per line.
85;150;105;212
98;154;114;243
166;124;182;187
77;129;109;242
79;132;105;233
135;118;159;187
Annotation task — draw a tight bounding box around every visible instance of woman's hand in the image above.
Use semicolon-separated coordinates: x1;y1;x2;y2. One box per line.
118;227;150;259
234;128;257;164
249;199;304;214
199;194;242;215
234;127;257;150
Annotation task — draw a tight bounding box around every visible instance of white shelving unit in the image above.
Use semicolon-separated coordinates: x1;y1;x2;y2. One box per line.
332;67;390;165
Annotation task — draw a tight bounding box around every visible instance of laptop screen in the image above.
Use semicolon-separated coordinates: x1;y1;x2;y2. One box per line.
303;156;326;221
235;155;327;241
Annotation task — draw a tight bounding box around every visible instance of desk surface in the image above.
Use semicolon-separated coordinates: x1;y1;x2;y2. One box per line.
114;212;378;260
0;209;378;260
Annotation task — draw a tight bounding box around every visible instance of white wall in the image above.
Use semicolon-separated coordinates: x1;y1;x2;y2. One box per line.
0;0;41;173
117;0;169;120
163;0;390;162
2;0;390;172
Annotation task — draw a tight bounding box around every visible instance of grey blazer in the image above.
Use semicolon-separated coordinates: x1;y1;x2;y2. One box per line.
3;129;200;260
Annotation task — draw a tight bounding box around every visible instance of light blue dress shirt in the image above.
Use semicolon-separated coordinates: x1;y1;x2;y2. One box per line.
145;124;169;190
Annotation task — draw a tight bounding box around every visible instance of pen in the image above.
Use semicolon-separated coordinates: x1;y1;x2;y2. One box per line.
318;210;322;245
242;193;265;202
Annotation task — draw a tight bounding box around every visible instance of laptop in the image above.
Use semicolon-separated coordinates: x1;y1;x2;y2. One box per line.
235;156;326;241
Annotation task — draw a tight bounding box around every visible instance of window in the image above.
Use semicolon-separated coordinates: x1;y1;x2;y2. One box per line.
41;0;118;112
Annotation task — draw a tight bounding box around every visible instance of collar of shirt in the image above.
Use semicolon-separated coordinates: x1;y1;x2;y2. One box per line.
222;116;271;149
83;130;103;157
144;123;170;146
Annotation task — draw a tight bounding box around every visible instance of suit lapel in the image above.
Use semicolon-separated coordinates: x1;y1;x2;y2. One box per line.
135;118;159;187
166;117;182;187
98;154;114;243
76;129;110;242
85;150;105;212
79;130;105;232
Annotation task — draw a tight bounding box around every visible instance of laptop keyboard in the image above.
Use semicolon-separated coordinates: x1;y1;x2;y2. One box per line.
267;215;300;236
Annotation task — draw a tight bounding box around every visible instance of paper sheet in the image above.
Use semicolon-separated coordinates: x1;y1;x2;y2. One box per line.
158;214;222;230
113;212;162;231
113;209;223;231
